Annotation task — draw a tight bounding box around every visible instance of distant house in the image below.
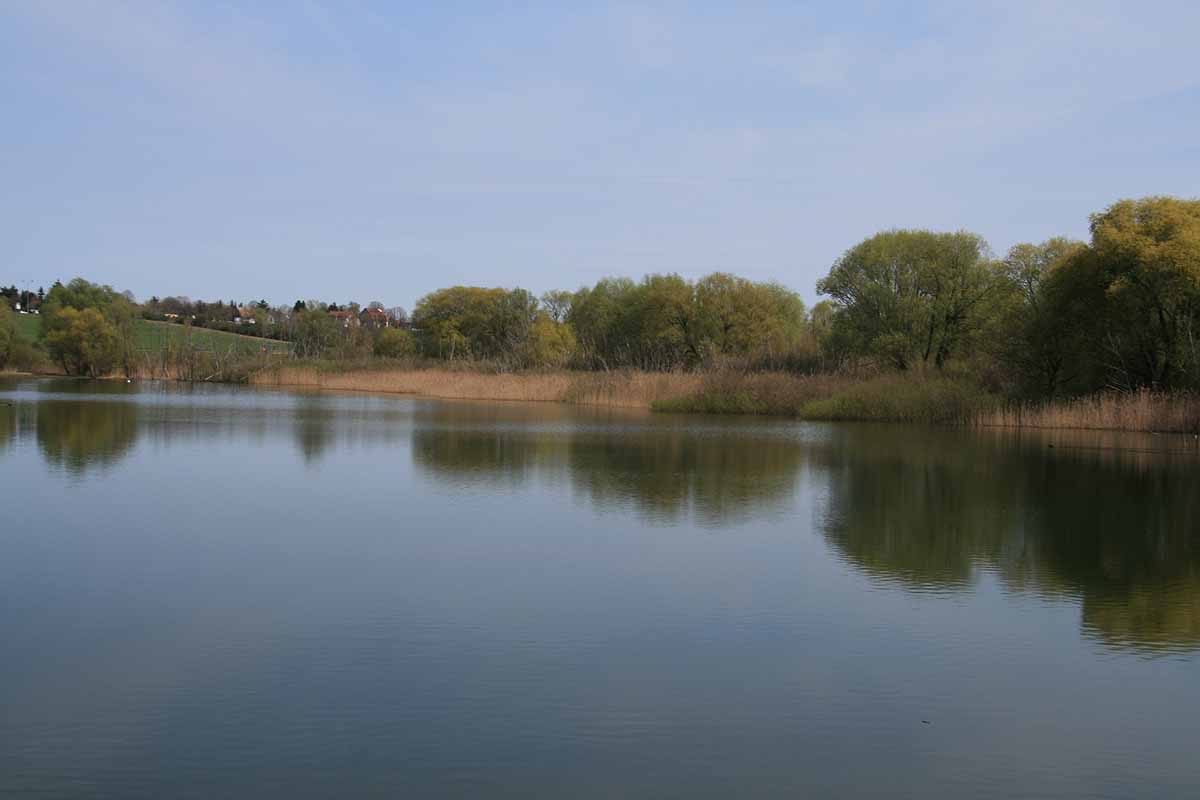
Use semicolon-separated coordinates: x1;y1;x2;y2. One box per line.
329;310;359;329
13;296;40;314
359;307;390;330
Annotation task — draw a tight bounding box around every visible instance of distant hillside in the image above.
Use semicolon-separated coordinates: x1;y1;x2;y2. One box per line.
11;315;290;355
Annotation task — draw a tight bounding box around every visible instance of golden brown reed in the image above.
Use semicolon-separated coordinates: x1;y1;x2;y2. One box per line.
561;370;702;408
251;366;703;408
979;390;1200;435
250;364;1200;435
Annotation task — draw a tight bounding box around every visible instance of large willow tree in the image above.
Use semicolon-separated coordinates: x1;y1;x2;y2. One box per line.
817;230;997;370
1088;197;1200;390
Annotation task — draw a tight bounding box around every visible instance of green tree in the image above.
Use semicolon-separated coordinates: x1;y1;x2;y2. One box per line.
693;273;808;359
373;328;416;359
817;230;997;370
567;277;640;368
45;307;119;376
635;274;698;367
292;309;340;359
526;314;577;367
0;304;14;368
1088;197;1200;389
411;286;540;363
992;238;1091;397
808;300;837;347
41;278;134;376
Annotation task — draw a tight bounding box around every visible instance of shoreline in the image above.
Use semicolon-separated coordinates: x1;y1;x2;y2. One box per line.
249;365;1200;437
7;366;1200;437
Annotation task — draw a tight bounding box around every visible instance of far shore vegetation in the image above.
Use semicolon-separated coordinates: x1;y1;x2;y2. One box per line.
4;196;1200;435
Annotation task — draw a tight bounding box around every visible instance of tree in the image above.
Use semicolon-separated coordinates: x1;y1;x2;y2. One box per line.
373;328;416;358
526;314;577;367
635;274;700;367
992;238;1091;397
1088;197;1200;389
693;273;808;359
387;306;409;328
817;230;997;370
540;290;573;323
0;304;14;368
45;307;119;376
41;278;136;376
411;286;539;362
567;277;639;368
292;309;340;359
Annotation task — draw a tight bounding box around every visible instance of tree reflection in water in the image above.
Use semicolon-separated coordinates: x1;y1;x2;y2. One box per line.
410;402;810;525
413;408;1200;654
818;426;1200;654
36;400;138;476
10;381;1199;656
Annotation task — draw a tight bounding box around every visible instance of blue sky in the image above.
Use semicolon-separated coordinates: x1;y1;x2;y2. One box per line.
2;1;1197;309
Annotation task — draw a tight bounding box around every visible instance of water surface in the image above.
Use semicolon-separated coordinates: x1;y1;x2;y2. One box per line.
2;377;1198;798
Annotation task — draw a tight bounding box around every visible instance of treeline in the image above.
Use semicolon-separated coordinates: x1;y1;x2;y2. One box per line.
402;196;1200;399
139;296;406;341
408;276;817;371
5;280;139;376
6;196;1198;404
819;196;1200;396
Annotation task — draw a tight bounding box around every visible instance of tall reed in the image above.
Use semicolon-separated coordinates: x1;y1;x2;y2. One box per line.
979;390;1200;435
252;364;702;408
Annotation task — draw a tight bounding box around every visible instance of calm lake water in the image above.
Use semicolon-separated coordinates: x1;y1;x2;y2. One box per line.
2;377;1199;798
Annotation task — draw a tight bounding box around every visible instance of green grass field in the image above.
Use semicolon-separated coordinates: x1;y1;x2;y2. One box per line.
12;312;41;343
11;314;290;355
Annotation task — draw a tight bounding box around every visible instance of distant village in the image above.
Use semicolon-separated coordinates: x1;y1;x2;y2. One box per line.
1;286;44;315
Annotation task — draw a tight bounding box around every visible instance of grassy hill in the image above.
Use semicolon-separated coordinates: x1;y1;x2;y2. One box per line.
12;312;41;343
134;320;291;354
11;314;290;355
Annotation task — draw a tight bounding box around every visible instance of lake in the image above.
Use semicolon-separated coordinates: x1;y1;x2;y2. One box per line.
2;377;1198;798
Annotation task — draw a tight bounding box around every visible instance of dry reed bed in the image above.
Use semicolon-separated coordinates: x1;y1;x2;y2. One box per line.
979;390;1200;435
251;366;702;408
251;365;1200;434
